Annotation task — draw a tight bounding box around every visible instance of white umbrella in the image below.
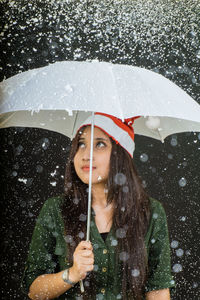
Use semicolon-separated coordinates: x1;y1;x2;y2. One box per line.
0;60;200;292
0;60;200;142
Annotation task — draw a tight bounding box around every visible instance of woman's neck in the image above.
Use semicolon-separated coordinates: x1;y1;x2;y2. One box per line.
91;184;114;233
91;183;110;209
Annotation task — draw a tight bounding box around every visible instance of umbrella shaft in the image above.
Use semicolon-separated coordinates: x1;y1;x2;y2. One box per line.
86;111;95;241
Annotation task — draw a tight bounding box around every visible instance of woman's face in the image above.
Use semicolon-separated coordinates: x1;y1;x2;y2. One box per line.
74;126;112;186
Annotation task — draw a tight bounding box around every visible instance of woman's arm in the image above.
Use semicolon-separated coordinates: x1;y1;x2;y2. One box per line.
146;288;170;300
28;241;94;300
28;269;75;300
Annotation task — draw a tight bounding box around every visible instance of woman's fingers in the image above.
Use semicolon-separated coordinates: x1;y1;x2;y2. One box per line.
81;250;93;257
73;252;94;265
79;257;94;265
77;240;93;251
70;240;94;281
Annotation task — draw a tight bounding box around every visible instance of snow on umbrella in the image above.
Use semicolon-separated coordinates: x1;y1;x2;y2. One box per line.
0;60;200;141
0;60;200;292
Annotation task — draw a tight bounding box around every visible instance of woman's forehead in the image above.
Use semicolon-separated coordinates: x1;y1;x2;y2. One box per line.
79;126;109;140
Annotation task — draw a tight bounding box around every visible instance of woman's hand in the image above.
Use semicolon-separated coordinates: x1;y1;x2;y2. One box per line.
28;241;94;300
69;241;94;282
146;288;170;300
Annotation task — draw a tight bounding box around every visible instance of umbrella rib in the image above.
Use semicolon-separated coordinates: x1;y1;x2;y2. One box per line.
71;111;78;139
108;65;124;121
0;111;18;127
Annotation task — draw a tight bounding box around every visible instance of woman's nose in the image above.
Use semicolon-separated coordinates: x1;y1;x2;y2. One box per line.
82;146;93;160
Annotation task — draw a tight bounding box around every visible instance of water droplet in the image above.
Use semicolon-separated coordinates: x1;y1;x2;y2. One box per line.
170;137;178;147
145;116;160;130
79;214;87;222
114;173;126;185
179;177;187;187
171;240;179;248
131;268;140;277
20;200;26;208
111;239;118;246
98;175;102;181
64;235;73;243
152;213;158;219
116;228;126;238
93;264;99;271
73;198;79;205
41;138;50;150
36;165;43;173
119;251;129;261
172;263;182;273
192;282;198;289
176;248;184;257
78;232;84;239
96;294;104;300
168;154;173;159
142;180;147;188
122;186;129;193
16;144;23;154
140;153;149;162
12;171;18;177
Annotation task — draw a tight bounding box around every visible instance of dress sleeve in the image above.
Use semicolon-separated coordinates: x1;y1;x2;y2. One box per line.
21;198;59;294
145;199;175;292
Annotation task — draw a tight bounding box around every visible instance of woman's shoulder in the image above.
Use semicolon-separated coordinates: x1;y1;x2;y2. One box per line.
145;197;169;241
40;194;65;214
147;197;168;228
149;197;166;216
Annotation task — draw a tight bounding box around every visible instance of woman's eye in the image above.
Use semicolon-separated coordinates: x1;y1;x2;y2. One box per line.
96;141;106;148
78;142;85;148
77;141;106;149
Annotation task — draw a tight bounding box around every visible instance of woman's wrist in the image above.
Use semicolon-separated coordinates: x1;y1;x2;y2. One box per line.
68;266;81;283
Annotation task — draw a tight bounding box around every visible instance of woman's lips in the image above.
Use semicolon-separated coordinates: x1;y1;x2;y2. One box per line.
82;167;96;171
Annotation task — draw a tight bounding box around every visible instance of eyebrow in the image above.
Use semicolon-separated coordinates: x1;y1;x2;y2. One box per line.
79;137;108;141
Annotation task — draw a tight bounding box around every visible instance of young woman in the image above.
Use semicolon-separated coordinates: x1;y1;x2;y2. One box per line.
22;113;175;299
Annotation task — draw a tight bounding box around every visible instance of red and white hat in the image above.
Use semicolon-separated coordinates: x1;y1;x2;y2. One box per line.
76;112;140;158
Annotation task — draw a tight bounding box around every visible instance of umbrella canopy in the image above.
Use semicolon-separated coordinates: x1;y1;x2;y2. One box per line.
0;60;200;142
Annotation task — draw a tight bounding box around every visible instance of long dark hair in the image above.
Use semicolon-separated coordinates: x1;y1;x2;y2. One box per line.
62;126;151;299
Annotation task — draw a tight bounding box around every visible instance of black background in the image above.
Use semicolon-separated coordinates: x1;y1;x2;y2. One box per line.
0;0;200;299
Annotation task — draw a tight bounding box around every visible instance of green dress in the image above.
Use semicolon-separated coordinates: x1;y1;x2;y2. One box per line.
21;196;175;299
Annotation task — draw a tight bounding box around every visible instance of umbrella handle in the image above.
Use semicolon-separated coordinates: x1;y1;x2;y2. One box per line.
80;280;84;293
